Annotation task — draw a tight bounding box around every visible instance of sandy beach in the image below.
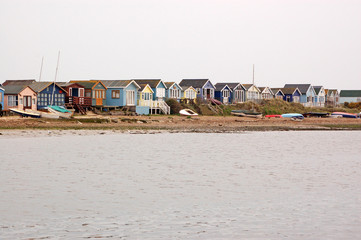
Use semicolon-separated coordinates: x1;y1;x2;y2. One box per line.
0;115;360;137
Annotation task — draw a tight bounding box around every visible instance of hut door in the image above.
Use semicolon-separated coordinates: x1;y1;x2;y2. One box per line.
126;90;135;106
96;90;104;105
23;96;32;109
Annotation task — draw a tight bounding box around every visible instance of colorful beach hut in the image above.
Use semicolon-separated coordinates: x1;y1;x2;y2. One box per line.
214;83;232;104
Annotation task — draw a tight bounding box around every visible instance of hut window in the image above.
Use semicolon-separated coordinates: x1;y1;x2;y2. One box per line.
222;90;230;98
112;90;120;99
19;98;23;105
157;88;165;98
8;96;18;106
196;88;201;94
32;98;35;105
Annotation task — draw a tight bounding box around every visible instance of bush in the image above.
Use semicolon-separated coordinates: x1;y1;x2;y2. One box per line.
347;102;361;109
166;99;182;114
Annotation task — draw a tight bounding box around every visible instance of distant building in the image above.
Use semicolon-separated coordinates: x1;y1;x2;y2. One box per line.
325;89;339;107
284;84;316;107
339;90;361;104
313;86;326;107
179;79;215;100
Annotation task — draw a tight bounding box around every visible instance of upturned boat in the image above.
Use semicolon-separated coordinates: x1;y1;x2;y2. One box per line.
265;115;282;118
303;112;329;118
179;109;198;116
48;106;73;118
25;109;60;119
281;113;304;120
331;112;358;118
10;108;41;118
231;110;262;118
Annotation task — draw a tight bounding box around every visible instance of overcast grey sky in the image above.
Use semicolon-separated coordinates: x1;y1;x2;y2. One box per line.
1;0;360;89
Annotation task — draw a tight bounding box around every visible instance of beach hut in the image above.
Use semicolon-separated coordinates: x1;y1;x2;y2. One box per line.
221;83;246;103
284;84;316;107
214;83;232;104
339;90;361;104
165;82;182;102
70;80;107;107
0;84;4;113
28;82;67;110
179;79;216;101
242;84;261;102
102;80;140;108
58;82;91;113
280;87;301;103
133;79;167;101
258;87;274;100
325;89;339;107
137;83;158;114
271;88;285;100
313;86;326;107
3;85;37;111
180;86;197;104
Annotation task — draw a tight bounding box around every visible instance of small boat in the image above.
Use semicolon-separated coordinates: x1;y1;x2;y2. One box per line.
48;106;73;118
231;110;262;118
331;112;358;118
210;98;222;105
303;112;329;118
265;115;282;118
281;113;304;120
10;108;41;118
179;109;198;116
25;109;60;119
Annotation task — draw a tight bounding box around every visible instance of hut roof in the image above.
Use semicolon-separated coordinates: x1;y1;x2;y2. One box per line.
179;79;213;89
133;79;164;89
2;79;36;86
340;90;361;97
284;84;311;94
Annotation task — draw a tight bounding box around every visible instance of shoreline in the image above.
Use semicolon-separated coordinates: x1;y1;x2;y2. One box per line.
0;115;360;137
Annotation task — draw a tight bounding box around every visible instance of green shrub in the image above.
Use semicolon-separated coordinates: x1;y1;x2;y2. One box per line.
166;99;183;115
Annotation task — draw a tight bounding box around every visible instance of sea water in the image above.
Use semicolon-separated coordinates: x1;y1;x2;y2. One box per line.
0;131;360;239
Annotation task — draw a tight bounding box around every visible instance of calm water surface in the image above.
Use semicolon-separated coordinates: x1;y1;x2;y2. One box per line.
0;131;361;239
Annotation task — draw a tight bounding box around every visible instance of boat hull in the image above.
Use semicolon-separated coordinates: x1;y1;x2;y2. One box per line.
331;112;358;118
179;109;198;116
10;108;41;118
281;113;304;120
48;106;73;119
25;109;60;119
265;115;282;118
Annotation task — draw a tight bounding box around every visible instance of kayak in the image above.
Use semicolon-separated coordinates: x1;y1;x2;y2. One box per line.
281;113;304;120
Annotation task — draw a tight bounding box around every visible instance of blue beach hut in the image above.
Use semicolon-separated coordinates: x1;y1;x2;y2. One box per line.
214;83;232;104
28;82;67;109
102;80;140;108
284;84;316;107
165;82;182;102
0;84;4;112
